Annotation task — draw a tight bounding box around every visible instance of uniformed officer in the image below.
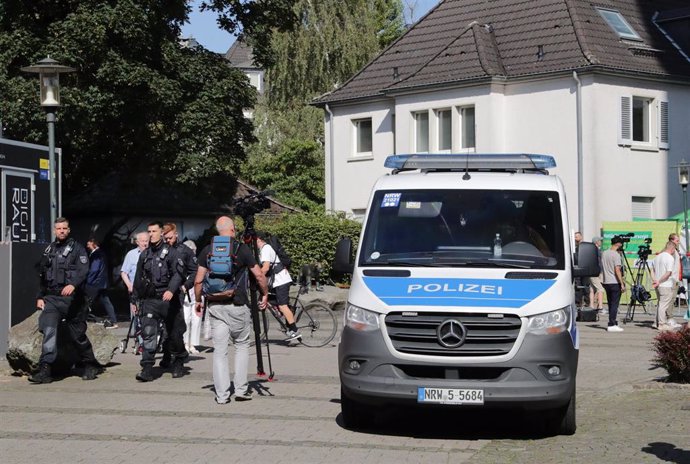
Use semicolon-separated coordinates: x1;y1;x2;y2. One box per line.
132;221;185;382
29;217;100;384
160;223;198;371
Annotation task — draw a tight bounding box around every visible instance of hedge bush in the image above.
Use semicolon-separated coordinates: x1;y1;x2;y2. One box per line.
256;212;362;281
652;326;690;383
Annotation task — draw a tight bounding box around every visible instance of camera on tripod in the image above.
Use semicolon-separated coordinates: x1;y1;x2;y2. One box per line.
637;237;652;261
232;190;272;220
612;232;635;244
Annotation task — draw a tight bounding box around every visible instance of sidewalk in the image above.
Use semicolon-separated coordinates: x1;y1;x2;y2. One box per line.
0;305;687;464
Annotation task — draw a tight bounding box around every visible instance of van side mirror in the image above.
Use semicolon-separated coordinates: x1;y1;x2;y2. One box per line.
573;242;600;277
333;237;354;274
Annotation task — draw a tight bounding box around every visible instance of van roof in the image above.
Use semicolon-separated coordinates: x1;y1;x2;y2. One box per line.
373;169;563;192
385;154;556;174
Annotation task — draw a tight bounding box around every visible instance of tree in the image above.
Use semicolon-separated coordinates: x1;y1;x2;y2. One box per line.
266;0;405;108
0;0;295;196
241;0;405;210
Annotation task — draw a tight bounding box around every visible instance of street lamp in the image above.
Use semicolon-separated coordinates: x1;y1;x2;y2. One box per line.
20;57;75;237
676;159;690;278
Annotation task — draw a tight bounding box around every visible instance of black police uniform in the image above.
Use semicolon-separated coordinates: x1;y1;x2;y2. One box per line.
35;238;98;374
159;241;198;368
132;239;184;379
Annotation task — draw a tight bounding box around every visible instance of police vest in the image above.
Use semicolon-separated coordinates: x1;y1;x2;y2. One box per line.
141;244;174;292
41;239;76;288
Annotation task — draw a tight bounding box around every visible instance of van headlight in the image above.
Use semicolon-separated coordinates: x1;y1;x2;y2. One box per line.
527;308;570;335
345;304;380;332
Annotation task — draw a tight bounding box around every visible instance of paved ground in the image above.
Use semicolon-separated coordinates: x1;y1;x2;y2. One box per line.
0;305;688;464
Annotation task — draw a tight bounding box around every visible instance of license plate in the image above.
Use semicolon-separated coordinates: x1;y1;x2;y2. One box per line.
417;387;484;405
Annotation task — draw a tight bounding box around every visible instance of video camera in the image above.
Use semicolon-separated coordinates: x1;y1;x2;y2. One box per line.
232;190;273;219
637;237;652;260
612;232;635;244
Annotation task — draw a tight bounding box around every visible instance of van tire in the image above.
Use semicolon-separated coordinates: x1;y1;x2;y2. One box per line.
341;388;374;430
547;390;576;436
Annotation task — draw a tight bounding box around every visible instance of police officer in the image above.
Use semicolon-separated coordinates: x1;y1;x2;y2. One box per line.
29;217;99;384
160;223;197;369
132;221;185;382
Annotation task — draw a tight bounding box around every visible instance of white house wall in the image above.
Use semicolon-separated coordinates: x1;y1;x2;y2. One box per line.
324;74;690;239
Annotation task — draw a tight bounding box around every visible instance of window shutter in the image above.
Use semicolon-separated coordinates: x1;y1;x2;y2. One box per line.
659;100;669;150
618;96;632;145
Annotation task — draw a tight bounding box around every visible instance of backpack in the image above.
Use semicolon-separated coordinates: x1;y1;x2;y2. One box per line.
202;236;239;296
267;234;292;270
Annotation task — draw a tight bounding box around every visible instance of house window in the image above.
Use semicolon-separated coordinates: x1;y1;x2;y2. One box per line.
597;8;641;41
414;111;429;152
459;106;476;150
632;196;654;219
619;96;669;149
632;97;651;143
436;109;452;151
353;118;372;155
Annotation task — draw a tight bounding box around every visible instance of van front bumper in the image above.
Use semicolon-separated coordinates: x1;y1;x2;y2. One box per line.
339;326;578;411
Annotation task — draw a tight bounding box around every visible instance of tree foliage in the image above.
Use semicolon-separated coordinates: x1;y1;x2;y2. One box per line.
0;0;295;196
241;0;405;210
266;0;405;108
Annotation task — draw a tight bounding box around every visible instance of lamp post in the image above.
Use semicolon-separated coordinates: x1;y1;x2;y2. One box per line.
21;57;75;237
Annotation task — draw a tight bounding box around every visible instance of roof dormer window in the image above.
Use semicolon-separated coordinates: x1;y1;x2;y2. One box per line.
597;8;642;41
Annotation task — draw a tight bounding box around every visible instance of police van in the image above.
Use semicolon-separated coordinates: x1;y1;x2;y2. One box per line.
334;154;599;436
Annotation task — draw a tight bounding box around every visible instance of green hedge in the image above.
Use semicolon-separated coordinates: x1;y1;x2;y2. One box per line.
255;212;361;281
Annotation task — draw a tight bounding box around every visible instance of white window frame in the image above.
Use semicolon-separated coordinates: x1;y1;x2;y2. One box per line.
352;117;373;157
597;8;642;41
435;108;452;153
618;95;668;150
413;110;429;153
455;105;476;152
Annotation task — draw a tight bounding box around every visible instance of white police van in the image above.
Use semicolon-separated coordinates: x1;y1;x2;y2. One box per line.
334;154;599;436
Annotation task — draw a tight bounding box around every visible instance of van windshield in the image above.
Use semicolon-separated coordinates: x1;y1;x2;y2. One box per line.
360;189;565;269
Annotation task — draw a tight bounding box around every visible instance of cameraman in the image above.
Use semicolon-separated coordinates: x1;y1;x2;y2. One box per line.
652;241;680;330
602;236;626;332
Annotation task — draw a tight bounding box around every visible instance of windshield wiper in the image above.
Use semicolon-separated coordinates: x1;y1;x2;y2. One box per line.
371;259;444;267
450;260;531;269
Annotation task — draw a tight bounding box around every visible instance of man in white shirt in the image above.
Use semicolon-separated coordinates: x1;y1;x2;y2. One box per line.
652;241;680;330
257;232;301;341
120;232;149;318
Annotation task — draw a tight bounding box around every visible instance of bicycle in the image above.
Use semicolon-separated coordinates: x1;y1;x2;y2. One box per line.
263;283;338;347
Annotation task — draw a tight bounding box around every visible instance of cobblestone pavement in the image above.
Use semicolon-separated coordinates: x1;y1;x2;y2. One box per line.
0;307;688;463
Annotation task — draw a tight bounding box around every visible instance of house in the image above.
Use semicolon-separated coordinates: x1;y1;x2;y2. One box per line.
226;37;264;118
313;0;690;240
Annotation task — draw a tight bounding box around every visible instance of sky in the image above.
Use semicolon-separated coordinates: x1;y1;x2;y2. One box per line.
181;0;441;54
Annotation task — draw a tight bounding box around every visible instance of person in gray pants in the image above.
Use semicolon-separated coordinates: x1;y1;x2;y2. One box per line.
193;216;269;404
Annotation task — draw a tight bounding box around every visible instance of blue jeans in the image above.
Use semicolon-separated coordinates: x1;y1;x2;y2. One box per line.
603;283;621;326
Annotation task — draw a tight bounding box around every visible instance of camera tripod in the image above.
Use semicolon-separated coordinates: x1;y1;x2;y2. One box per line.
622;251;653;323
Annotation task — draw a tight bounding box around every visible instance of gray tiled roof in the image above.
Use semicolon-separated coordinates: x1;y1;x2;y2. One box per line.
315;0;690;105
225;38;258;69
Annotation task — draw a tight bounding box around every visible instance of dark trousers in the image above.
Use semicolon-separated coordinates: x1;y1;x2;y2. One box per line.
38;294;97;365
603;283;622;326
139;299;169;367
161;298;188;362
87;288;117;324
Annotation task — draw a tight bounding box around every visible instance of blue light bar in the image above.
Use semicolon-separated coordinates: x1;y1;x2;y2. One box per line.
384;154;557;171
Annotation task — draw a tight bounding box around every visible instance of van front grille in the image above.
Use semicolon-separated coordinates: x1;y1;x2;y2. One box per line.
384;312;522;357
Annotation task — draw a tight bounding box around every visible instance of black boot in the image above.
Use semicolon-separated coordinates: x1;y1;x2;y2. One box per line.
159;353;171;368
171;359;185;378
136;365;154;382
29;363;52;384
81;363;99;381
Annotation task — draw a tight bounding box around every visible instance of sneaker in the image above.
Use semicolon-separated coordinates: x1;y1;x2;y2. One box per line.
215;397;230;405
599;309;608;315
234;391;252;402
285;330;302;341
607;325;624;333
103;320;113;328
668;319;681;328
189;346;200;354
106;323;119;329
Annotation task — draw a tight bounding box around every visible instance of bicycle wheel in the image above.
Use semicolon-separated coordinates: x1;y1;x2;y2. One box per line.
295;302;338;347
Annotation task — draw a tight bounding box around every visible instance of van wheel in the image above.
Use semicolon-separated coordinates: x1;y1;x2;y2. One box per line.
547;390;576;436
341;388;375;430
